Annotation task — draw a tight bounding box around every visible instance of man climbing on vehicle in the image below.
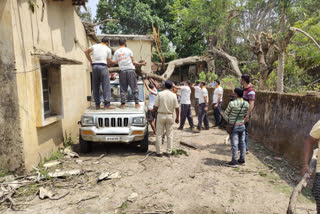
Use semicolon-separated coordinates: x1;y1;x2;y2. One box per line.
85;37;115;110
111;39;147;109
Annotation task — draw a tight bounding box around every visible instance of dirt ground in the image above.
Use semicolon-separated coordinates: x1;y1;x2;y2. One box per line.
0;115;317;214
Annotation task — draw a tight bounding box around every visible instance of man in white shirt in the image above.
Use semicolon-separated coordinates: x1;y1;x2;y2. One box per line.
111;39;147;109
144;79;158;136
192;81;201;116
212;79;223;127
194;81;209;133
174;81;194;130
85;37;115;110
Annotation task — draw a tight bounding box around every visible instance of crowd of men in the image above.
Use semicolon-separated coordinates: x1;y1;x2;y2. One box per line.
85;37;320;209
144;74;256;164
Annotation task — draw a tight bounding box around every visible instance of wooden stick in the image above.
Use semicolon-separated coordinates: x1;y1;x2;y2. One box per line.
287;148;318;214
139;152;155;163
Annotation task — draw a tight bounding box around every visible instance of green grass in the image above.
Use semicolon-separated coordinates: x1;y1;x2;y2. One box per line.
44;150;64;162
15;183;39;198
171;149;189;156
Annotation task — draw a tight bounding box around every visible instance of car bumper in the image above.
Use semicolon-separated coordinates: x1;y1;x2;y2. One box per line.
80;126;147;143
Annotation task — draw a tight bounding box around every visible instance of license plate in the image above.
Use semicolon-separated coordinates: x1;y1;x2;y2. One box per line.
105;137;120;142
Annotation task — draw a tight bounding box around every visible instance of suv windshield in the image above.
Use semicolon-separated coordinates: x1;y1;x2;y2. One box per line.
110;84;144;102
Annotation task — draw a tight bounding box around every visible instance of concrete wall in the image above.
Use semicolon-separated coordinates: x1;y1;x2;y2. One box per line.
126;40;152;74
190;87;320;166
0;0;25;173
10;0;92;171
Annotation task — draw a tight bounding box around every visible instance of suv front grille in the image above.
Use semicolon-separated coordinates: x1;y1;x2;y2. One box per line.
97;117;129;128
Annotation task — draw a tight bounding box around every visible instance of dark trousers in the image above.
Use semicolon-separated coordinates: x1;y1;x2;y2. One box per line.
313;173;320;213
179;104;194;129
213;102;222;125
245;122;249;151
197;103;209;130
92;64;111;106
231;125;246;162
195;98;200;116
119;69;139;104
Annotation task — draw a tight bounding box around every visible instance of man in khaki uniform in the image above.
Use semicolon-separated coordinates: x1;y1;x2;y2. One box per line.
302;120;320;212
153;80;180;156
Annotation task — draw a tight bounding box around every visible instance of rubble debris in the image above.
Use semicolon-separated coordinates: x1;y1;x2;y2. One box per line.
127;192;138;202
62;147;79;158
97;171;121;182
43;160;62;168
39;187;54;199
48;169;82;178
75;159;83;164
97;171;110;182
108;172;121;179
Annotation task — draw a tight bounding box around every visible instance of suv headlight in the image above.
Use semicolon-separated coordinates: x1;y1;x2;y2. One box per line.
82;116;95;126
132;117;145;126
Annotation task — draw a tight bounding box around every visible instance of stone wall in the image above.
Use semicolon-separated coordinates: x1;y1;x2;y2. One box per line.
0;0;25;173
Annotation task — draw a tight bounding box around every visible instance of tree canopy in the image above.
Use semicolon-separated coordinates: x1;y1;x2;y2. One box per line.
92;0;320;92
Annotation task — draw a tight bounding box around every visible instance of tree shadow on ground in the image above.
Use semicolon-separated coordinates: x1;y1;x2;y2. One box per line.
203;158;228;167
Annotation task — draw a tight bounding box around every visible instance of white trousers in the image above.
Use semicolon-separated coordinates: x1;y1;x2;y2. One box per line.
156;113;174;154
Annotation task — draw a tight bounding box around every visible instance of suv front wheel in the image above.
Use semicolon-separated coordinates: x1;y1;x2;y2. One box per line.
139;131;149;152
80;135;91;153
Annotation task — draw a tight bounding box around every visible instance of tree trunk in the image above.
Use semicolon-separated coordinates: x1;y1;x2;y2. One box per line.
257;53;269;90
207;59;216;73
276;2;287;92
277;52;285;92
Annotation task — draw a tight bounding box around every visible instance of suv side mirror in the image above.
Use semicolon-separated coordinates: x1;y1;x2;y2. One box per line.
87;96;92;102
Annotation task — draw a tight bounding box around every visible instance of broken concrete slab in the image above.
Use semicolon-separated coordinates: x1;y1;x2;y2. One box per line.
127;192;138;202
43;160;62;168
97;171;121;182
109;172;121;179
62;147;79;158
39;187;54;199
48;169;82;178
97;171;110;182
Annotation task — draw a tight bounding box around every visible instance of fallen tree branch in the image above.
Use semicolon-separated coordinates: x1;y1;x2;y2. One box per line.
161;56;209;80
49;192;70;201
109;67;165;82
207;47;242;77
139;152;155;163
287;148;318;214
74;195;99;205
180;141;198;150
291;27;320;50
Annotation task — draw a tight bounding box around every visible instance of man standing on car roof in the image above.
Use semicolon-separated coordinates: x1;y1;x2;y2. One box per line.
111;39;147;109
85;37;115;110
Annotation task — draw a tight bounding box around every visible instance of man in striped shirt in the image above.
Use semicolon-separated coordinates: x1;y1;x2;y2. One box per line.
224;88;249;166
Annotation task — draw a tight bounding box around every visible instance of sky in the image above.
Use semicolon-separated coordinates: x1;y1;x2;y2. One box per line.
82;0;101;33
87;0;99;19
